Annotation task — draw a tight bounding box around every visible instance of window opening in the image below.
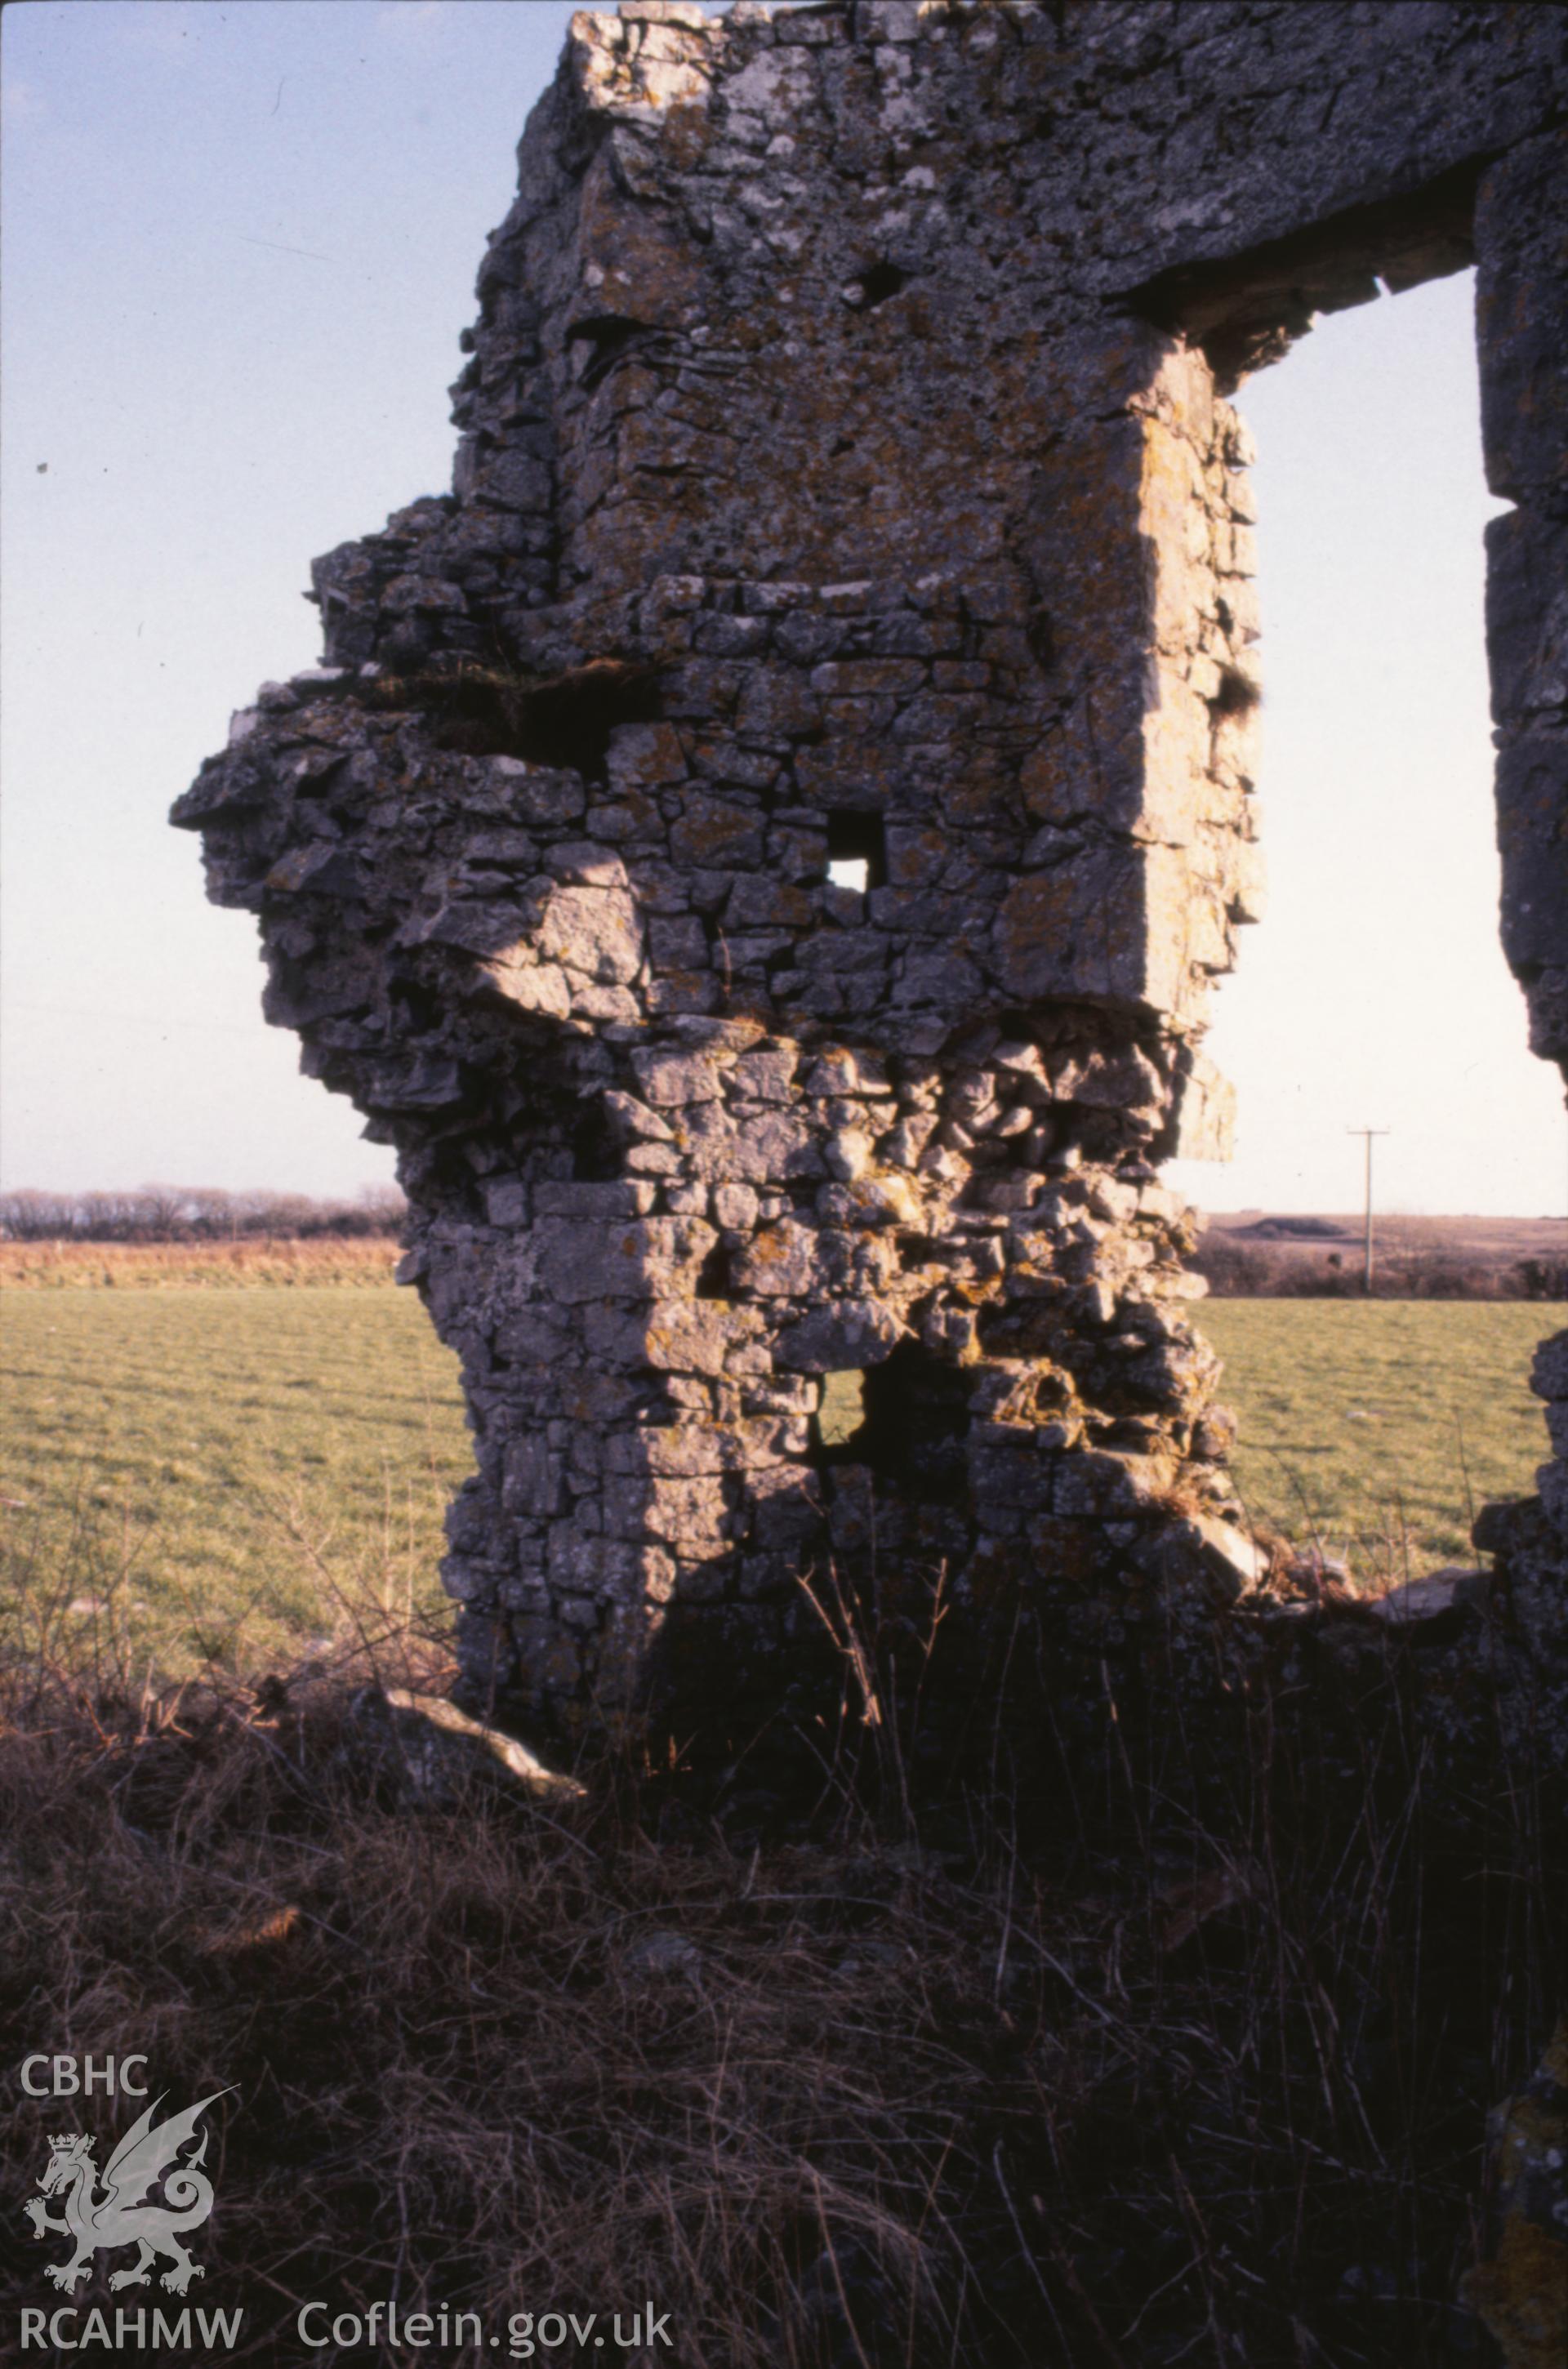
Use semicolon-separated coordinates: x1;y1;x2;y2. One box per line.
824;811;888;900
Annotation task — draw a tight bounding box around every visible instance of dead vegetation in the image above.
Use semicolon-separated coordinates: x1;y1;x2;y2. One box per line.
1194;1213;1568;1301
2;1590;1560;2368
0;1236;400;1288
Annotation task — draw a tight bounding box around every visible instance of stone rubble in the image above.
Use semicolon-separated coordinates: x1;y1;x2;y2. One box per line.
1466;2018;1568;2369
172;0;1567;1752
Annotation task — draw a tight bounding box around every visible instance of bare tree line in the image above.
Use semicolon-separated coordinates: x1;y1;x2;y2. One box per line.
0;1186;407;1244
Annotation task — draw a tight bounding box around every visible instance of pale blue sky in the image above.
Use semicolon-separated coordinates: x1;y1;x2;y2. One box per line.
2;0;1562;1216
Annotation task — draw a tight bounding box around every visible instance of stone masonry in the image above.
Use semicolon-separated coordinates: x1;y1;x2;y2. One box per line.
173;0;1568;1749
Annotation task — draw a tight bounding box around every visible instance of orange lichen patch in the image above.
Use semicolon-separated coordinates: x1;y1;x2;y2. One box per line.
191;1903;302;1958
1467;2219;1568;2369
658;98;714;173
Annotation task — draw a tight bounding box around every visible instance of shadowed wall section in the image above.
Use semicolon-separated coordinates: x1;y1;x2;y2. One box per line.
173;0;1567;1752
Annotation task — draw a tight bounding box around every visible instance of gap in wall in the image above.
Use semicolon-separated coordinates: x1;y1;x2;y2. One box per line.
1165;266;1559;1227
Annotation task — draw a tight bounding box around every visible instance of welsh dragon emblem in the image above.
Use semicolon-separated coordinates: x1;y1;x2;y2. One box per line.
24;2090;230;2296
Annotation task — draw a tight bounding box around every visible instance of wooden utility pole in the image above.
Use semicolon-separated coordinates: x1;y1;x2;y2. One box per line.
1348;1129;1390;1294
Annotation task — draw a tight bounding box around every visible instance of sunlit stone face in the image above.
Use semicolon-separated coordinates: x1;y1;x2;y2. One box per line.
173;0;1568;1746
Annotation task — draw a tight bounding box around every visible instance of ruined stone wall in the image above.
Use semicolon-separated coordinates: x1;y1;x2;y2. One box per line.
173;0;1568;1748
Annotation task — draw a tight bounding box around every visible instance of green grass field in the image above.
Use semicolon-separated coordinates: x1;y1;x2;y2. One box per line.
0;1289;470;1678
1201;1298;1553;1568
0;1289;1557;1677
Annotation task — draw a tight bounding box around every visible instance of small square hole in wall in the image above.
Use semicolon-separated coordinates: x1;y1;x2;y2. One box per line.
825;812;887;897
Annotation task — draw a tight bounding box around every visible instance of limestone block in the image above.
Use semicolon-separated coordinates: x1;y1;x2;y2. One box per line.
479;954;572;1018
1476;132;1568;504
535;1181;656;1218
733;1219;826;1298
1053;1047;1164;1111
502;1436;564;1518
604;1418;792;1477
1369;1569;1493;1627
1054;1449;1174;1519
483;1178;528;1228
1531;1334;1568;1403
709;1182;755;1231
535;1216;716;1304
487;760;586;826
604;1089;675;1142
536;884;644;985
993;847;1152;1009
641;1302;766;1377
965;1425;1058;1516
773;1301;904;1373
824;1128;876;1182
630;1048;727;1105
1538;1460;1568;1538
639;1475;731;1553
1495;735;1568;972
1157;1513;1268;1602
1486;510;1568;725
679;1103;821;1183
1168;1052;1236;1162
721;42;820;136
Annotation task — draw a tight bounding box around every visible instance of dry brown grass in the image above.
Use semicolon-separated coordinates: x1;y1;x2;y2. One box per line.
1;1592;1561;2367
0;1237;400;1289
0;1645;1024;2366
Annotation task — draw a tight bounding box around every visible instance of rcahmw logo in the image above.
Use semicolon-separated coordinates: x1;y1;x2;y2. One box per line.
16;2055;243;2352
